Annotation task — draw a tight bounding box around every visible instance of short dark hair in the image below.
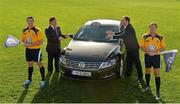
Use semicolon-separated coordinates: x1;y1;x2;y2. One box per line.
49;16;56;24
123;16;130;22
149;22;158;28
27;16;34;21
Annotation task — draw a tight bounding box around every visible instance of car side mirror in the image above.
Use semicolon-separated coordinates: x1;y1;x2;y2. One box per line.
118;39;123;45
67;34;74;38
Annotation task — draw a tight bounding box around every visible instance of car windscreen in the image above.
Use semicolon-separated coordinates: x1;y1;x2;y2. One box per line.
73;25;120;42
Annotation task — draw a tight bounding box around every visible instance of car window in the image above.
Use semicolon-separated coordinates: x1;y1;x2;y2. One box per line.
74;25;120;42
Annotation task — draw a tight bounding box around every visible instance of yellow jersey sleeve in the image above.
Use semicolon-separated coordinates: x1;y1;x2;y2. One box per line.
160;36;166;48
37;29;44;41
22;32;26;42
139;35;145;48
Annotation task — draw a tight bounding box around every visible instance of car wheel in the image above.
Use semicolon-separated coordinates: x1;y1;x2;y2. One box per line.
115;64;120;78
120;58;124;76
116;56;124;78
115;59;121;78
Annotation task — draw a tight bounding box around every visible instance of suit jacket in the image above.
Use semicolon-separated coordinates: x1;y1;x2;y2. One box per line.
45;26;66;52
115;23;139;51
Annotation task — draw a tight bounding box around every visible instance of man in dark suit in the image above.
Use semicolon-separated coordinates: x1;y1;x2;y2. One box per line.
45;17;66;74
107;16;143;81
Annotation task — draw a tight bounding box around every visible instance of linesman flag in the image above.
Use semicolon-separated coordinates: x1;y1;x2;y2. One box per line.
4;35;21;47
160;50;178;72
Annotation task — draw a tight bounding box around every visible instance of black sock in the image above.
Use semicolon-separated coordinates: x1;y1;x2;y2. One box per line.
155;77;161;94
40;66;45;81
145;74;150;87
28;67;33;81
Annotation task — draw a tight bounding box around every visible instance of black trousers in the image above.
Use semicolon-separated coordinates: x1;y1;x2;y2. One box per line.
126;50;143;79
47;50;60;73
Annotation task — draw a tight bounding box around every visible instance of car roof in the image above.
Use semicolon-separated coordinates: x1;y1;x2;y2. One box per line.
85;19;121;27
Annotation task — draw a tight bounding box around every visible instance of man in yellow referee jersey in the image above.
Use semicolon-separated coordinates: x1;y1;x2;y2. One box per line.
22;16;45;88
139;22;166;100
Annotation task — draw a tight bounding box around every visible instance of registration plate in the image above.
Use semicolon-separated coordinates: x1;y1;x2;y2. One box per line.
72;70;91;77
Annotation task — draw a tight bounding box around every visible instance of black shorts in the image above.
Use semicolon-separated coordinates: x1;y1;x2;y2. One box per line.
26;48;42;62
145;54;161;69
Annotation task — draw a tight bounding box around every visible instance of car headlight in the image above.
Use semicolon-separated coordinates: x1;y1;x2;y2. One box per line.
59;56;66;65
99;59;116;69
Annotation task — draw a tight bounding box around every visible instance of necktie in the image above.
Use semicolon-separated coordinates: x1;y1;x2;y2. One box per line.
54;27;58;36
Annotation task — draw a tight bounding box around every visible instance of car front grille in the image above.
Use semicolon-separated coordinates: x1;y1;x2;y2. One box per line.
63;58;102;71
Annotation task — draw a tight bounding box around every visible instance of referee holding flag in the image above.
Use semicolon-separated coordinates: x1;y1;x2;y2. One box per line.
140;22;166;100
22;16;45;88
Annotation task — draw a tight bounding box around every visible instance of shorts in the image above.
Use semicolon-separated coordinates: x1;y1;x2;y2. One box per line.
145;54;161;69
26;48;42;62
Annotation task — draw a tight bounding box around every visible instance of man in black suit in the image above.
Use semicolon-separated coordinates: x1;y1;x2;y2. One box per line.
107;16;143;81
45;17;66;74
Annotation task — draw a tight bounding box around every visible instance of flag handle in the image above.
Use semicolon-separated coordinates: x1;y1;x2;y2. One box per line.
9;35;24;44
159;50;178;54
